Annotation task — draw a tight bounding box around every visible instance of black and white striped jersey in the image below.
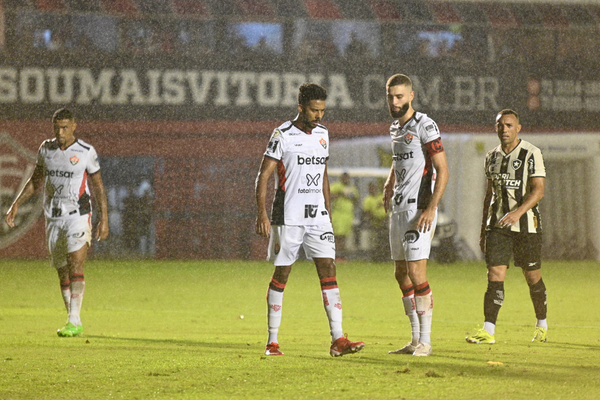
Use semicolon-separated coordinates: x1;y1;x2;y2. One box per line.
484;139;546;234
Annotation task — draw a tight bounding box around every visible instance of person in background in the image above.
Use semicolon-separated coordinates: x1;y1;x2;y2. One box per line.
330;172;359;260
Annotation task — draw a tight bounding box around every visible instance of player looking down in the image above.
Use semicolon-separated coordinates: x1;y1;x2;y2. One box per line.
383;74;449;357
255;83;365;357
5;108;109;337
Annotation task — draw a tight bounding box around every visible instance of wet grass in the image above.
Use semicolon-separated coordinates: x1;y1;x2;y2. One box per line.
0;259;599;399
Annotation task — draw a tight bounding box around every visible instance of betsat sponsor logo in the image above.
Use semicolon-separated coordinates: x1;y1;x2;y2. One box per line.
45;169;74;178
393;151;414;161
297;155;327;165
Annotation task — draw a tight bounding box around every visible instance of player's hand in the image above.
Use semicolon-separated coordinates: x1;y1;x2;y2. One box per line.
498;211;520;229
95;218;109;242
256;212;271;238
5;204;18;228
417;208;436;233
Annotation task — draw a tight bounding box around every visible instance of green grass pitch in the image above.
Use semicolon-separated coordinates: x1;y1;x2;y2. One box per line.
1;259;599;399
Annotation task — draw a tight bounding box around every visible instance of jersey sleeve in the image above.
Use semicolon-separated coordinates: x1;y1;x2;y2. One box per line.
528;148;546;178
484;153;492;180
264;129;284;161
36;143;46;169
87;146;101;175
420;118;441;144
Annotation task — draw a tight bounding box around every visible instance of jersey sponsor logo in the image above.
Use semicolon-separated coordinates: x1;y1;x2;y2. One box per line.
404;230;420;244
494;173;522;189
404;133;413;145
45;169;74;178
512;159;522;170
304;204;318;218
320;231;335;243
297;155;327;165
306;173;321;186
298;188;322;194
70;155;79;165
393;151;414;161
319;137;327;149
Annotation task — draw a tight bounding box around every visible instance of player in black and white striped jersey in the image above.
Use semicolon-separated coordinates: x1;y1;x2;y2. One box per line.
467;109;548;345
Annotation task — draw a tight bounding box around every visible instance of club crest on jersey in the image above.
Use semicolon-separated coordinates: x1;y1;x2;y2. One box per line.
70;155;79;165
404;133;413;144
319;138;327;149
512;159;522;170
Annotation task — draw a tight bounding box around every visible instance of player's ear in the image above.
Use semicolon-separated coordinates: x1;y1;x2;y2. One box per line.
297;104;304;114
516;123;521;133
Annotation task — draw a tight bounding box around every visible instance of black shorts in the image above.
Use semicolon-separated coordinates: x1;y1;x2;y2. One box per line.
485;228;542;270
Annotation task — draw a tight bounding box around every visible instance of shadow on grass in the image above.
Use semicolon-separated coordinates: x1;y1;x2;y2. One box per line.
85;335;257;350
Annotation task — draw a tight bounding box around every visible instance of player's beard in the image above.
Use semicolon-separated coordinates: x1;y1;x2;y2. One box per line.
390;103;410;119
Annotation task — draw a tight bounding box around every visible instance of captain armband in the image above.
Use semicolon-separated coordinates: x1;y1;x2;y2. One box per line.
425;138;444;156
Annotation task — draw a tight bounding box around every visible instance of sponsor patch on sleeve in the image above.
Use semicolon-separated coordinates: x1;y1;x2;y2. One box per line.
424;123;439;139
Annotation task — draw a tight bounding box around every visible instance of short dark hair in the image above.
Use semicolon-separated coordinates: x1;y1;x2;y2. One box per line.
386;74;412;90
298;83;327;106
496;109;519;123
52;108;74;122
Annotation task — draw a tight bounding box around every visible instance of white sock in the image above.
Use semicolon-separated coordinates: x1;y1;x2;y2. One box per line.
402;295;420;345
267;286;284;344
60;281;71;314
484;321;496;336
69;276;85;326
321;277;343;341
415;292;433;345
536;319;547;329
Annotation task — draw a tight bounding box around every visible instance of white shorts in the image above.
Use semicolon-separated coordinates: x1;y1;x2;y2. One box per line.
46;215;92;269
389;209;437;262
268;224;336;266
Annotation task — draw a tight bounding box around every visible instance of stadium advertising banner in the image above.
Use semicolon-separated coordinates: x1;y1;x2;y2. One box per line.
0;63;558;126
2;64;598;128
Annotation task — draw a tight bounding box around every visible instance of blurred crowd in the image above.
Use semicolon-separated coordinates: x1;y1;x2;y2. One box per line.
1;5;598;71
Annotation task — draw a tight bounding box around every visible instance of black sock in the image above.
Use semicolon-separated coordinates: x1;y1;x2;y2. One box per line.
529;278;547;320
484;281;504;324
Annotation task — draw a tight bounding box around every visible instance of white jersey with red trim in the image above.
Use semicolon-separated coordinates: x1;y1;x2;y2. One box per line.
264;120;331;226
37;138;101;219
389;112;444;212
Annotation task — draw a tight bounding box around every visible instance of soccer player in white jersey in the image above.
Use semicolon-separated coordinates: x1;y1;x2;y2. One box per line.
255;83;365;357
466;109;548;344
383;74;449;357
5;108;109;337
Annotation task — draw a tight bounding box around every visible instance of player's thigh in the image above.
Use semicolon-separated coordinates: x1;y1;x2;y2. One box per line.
485;228;513;268
268;225;304;266
303;224;336;260
390;210;436;262
46;218;68;269
65;215;92;254
514;232;542;270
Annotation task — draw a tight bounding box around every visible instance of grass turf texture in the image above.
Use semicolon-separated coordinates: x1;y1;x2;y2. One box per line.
1;259;599;399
